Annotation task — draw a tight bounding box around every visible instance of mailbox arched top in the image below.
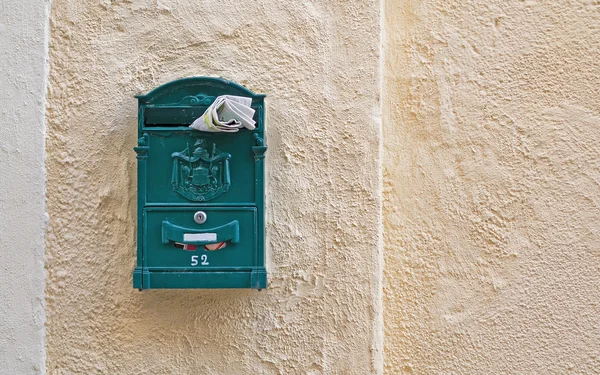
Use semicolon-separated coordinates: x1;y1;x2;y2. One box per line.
135;76;266;105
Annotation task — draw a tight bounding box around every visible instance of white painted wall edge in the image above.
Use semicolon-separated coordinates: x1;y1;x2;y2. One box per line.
0;0;50;373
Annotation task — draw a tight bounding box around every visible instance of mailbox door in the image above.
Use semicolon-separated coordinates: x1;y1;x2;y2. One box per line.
144;207;257;269
144;131;257;205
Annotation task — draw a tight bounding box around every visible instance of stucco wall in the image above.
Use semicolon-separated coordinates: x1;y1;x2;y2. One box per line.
45;1;382;374
383;1;600;374
0;1;49;373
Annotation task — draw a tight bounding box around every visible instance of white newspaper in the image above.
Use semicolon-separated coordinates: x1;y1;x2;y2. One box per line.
189;95;256;132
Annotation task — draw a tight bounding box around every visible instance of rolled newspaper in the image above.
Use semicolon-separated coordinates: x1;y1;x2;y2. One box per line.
189;95;256;132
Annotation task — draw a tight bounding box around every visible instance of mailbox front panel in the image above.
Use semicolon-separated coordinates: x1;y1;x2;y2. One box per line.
144;207;257;269
133;77;267;290
144;131;256;205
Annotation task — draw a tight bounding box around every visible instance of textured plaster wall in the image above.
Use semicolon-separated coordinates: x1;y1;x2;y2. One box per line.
45;0;382;374
0;0;50;373
383;1;600;374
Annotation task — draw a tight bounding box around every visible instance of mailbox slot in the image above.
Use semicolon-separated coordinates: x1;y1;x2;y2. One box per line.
144;107;206;126
143;106;261;127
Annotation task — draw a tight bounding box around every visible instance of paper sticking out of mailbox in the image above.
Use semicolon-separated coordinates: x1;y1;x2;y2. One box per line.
189;95;256;132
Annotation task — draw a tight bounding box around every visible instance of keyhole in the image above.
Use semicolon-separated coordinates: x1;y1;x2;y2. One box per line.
194;211;207;224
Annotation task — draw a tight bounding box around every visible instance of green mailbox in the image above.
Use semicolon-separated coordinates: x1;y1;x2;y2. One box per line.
133;77;267;290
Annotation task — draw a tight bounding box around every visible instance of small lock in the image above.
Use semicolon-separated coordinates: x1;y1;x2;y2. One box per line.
193;211;207;224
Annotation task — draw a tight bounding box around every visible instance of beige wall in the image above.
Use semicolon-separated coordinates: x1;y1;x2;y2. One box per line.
383;1;600;374
45;0;382;374
41;0;600;373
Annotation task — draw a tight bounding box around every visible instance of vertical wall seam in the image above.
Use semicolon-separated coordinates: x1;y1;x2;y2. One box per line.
373;0;385;373
40;0;52;373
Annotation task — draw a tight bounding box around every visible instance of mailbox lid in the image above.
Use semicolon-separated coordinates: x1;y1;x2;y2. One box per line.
135;76;266;106
144;207;257;269
143;131;258;205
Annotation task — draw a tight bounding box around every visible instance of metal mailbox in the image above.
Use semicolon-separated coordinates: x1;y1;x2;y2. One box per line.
133;77;267;290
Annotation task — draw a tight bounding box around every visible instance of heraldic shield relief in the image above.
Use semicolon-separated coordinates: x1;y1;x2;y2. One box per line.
171;139;231;202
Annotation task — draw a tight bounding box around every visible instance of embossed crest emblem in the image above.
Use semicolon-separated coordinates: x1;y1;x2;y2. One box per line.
171;139;231;202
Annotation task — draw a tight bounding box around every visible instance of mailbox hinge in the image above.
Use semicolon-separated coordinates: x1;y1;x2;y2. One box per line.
134;133;150;159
